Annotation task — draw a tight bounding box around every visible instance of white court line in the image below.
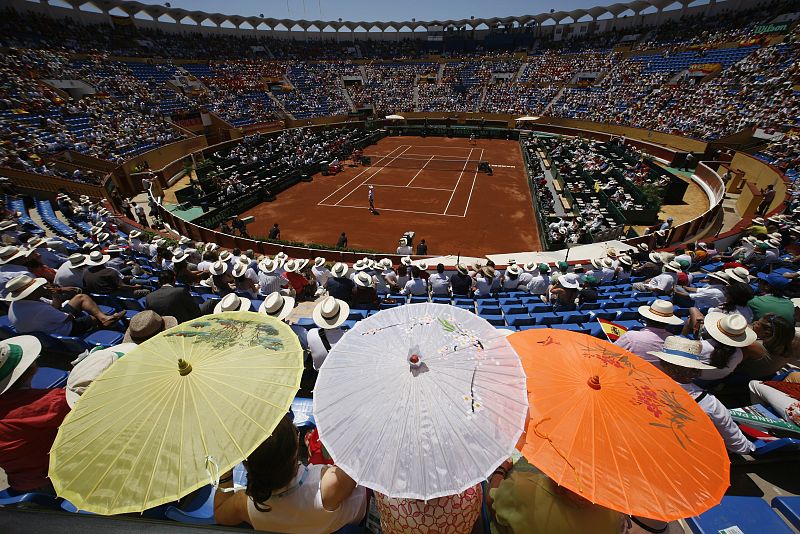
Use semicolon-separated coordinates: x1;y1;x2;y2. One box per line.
371;183;453;192
317;144;407;206
406;155;436;186
327;204;467;218
443;147;474;215
462;147;485;217
407;145;476;151
334;145;413;206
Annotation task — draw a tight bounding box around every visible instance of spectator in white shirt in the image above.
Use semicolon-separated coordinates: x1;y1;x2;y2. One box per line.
428;264;451;297
526;264;551;296
648;336;754;454
696;312;755;381
54;253;87;289
307;296;349;371
674;272;728;311
400;265;427;296
311;257;331;289
501;265;524;291
632;261;680;295
473;267;495;297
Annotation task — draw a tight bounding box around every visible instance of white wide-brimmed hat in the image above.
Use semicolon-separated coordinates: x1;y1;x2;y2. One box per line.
707;272;730;285
214;293;252;314
559;273;581;289
218;250;232;262
619;255;633;266
0;335;42;395
400;256;412;266
0;221;17;231
601;258;614;268
204;242;219;252
283;258;308;273
648;336;716;370
67;253;86;267
704;312;756;348
725;267;751;283
312;296;350;329
380;258;393;269
172;249;189;264
84;250;111;267
258;259;280;274
178;236;191;245
637;299;684;326
66;343;137;407
648;252;663;264
314;257;326;268
663;261;682;273
330;262;348;278
4;275;47;302
209;260;228;276
456;264;469;275
96;232;110;242
523;261;537;272
637;243;650;252
590;258;603;270
258;292;295;321
416;261;428;271
274;252;289;262
752;217;765;225
0;246;27;265
129;230;141;239
123;311;177;344
506;265;521;277
353;271;375;288
231;262;249;278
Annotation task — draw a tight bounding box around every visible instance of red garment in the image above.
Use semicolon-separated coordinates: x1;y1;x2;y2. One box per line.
764;381;800;401
0;388;70;491
285;271;309;296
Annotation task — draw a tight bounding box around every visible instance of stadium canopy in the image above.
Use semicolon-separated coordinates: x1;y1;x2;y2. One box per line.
54;0;698;30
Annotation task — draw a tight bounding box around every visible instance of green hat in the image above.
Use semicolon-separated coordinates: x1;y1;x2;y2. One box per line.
538;263;550;273
677;259;690;269
557;261;568;271
756;242;769;251
584;275;598;286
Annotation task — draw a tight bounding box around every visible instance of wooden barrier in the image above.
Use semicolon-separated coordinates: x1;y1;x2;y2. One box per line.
0;166;108;200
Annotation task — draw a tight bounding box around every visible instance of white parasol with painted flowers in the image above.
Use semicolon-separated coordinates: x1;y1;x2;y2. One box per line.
313;303;528;500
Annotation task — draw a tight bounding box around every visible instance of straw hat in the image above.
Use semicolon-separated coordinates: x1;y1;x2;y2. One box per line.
590;258;603;269
0;246;28;265
354;271;375;288
172;249;189;264
606;247;618;258
178;237;191;245
506;265;521;277
96;232;110;242
559;273;580;289
67;253;86;267
0;335;42;395
218;251;232;263
648;252;662;264
65;343;137;407
704;312;756;348
707;272;730;285
401;256;412;266
637;299;684;326
258;292;295;321
768;238;781;248
258;259;280;274
523;261;537;272
380;258;393;270
129;230;141;239
663;261;682;273
330;262;349;278
312;296;350;329
209;261;228;276
352;259;368;272
214;293;252;314
205;242;219;252
314;257;326;268
725;267;751;284
231;262;249;278
123;311;177;344
456;264;469;275
601;258;614;268
648;336;716;370
619;255;633;266
751;217;765;225
274;252;289;262
482;266;497;278
84;250;111;267
4;275;47;302
417;261;428;271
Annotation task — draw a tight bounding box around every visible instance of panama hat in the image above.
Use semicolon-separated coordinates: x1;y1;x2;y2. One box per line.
416;261;428;271
523;261;537;272
66;253;86;267
258;259;279;274
769;232;782;240
274;252;289;262
204;242;219;252
704;312;756;348
65;343;137;407
768;238;781;248
590;258;603;269
90;226;102;237
725;267;751;283
26;237;47;248
637;299;684;326
0;335;42;395
637;243;650;252
559;273;580;289
742;236;758;245
791;297;800;310
601;258;614;268
96;232;110;242
696;242;708;250
400;256;412;266
123;311;177;344
129;230;141;239
312;296;350;329
258;292;295;321
4;275;47;302
84;250;111;267
352;259;368;271
648;252;663;264
354;271;375;288
707;272;730;284
380;258;393;269
231;262;249;278
606;247;618;258
178;236;191;245
751;217;765;225
236;254;250;265
285;258;309;273
482;266;497;278
648;336;716;370
618;255;633;266
314;257;326;268
105;244;126;254
171;249;189;264
456;264;469;275
330;262;349;278
218;250;232;262
663;260;682;273
209;260;228;276
214;293;251;314
0;246;28;265
506;265;521;277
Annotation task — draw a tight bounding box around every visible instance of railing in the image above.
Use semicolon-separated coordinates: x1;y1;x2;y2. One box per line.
0;166;107;200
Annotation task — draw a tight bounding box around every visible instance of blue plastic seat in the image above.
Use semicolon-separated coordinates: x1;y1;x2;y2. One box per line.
453;298;474;306
501;305;527;315
589;310;618;321
599;301;624;310
550;324;590;334
31;367;69;389
527;303;552;314
341;320;357;330
772;496;800;530
0;488;60;508
517;325;549;330
616;320;643;331
347;310;368;321
687;496;793;534
505;314;535;327
83;330;124;348
560;312;590;324
479;315;505;326
477;305;502;315
532;313;563;326
291;396;316;428
409;296;428;304
753;437;800;456
431;297;451;304
615;309;640;321
578;302;600;311
294;317;316;330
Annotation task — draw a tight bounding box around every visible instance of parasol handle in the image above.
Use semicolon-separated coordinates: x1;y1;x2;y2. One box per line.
178;359;193;376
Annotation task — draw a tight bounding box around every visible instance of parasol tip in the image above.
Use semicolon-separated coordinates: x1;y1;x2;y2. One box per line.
178;358;193;376
587;375;601;390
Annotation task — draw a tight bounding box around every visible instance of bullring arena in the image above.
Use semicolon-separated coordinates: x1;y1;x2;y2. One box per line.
1;0;800;532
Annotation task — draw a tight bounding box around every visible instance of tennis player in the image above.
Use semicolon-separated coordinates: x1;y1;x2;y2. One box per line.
368;184;375;212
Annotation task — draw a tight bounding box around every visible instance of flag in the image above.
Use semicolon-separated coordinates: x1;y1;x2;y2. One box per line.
596;317;628;342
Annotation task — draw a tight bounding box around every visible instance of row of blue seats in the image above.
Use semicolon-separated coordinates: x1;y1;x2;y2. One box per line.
34;198;78;239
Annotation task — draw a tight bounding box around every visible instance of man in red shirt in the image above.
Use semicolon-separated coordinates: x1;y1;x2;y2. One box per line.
0;335;70;492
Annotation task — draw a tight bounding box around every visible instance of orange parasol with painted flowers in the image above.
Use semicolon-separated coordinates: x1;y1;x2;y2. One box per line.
507;329;729;522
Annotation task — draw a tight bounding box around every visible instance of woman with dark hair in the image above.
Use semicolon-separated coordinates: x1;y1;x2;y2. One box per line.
697;312;756;381
213;414;366;533
708;281;754;323
738;313;798;378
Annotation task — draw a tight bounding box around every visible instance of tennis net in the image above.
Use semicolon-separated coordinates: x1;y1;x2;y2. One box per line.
360;154;485;172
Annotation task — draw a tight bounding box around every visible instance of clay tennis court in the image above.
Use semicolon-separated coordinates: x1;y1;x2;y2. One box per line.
242;136;540;257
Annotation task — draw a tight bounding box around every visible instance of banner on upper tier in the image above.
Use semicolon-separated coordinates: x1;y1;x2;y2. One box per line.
752;22;790;34
688;63;722;74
